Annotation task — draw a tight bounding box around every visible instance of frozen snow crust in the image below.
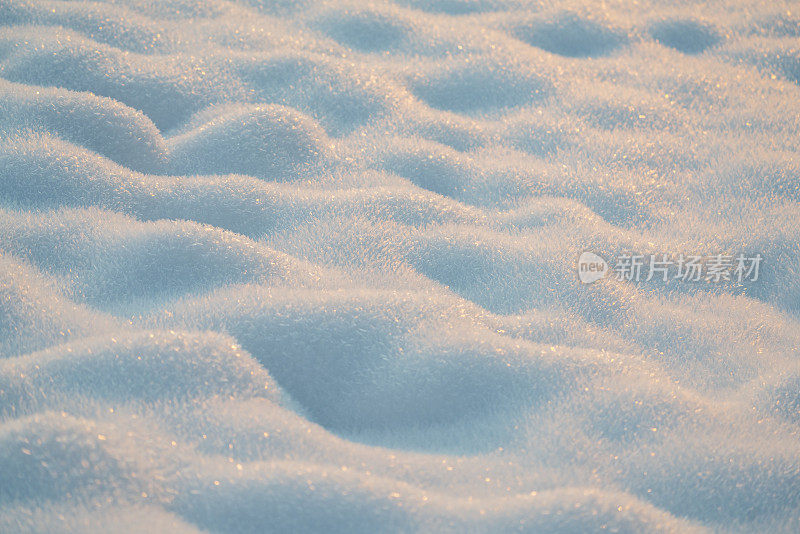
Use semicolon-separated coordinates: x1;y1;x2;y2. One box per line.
2;0;800;532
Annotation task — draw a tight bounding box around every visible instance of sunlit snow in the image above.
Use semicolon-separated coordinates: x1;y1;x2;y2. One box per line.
1;0;800;532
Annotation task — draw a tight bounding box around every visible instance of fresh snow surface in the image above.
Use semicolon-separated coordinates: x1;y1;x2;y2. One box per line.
2;0;800;532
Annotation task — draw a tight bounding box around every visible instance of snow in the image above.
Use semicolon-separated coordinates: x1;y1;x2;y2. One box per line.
1;0;800;532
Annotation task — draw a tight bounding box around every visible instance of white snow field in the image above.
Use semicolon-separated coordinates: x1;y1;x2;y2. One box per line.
1;0;800;532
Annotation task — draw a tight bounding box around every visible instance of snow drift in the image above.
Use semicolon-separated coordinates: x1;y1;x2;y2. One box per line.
1;0;800;532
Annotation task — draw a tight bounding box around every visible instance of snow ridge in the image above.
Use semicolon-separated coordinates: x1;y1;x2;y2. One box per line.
2;0;800;532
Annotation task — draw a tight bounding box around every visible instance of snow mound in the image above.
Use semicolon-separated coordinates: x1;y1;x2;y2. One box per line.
168;104;328;180
2;0;800;532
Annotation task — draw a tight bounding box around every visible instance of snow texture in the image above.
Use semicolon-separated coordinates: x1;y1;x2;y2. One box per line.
1;0;800;532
